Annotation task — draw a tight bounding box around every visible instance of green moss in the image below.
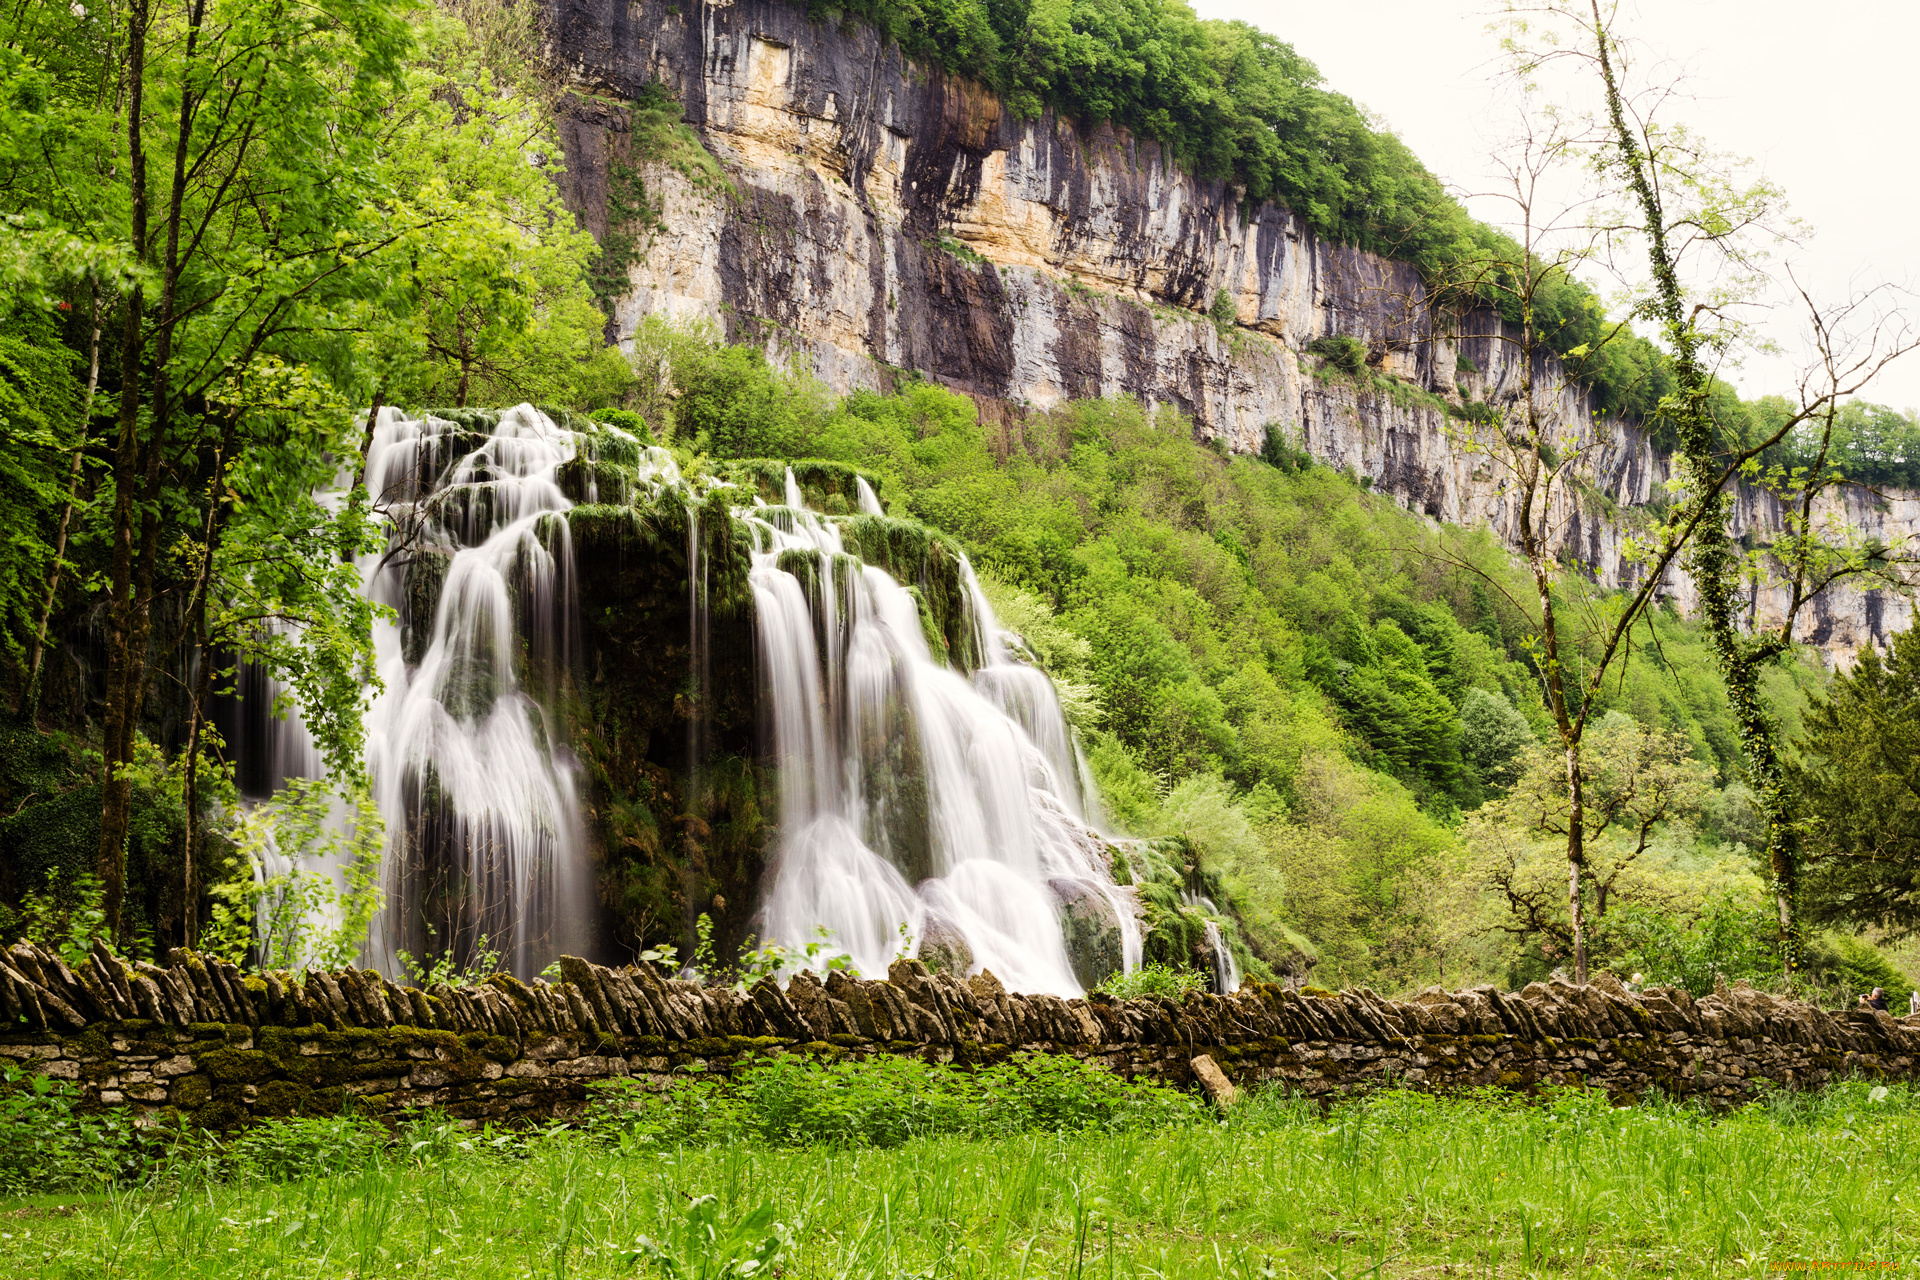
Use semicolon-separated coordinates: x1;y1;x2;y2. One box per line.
252;1080;315;1117
197;1047;275;1085
171;1074;212;1110
724;1035;785;1055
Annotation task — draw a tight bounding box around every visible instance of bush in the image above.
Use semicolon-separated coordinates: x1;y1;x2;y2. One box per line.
1305;335;1368;378
1802;933;1916;1006
1259;424;1313;474
589;1053;1203;1149
1594;893;1779;997
1095;962;1209;999
0;1061;144;1193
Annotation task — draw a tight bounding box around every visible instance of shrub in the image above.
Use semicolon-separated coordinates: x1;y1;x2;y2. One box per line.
1305;335;1368;377
588;1053;1203;1149
223;1116;389;1182
1207;289;1236;329
1802;933;1916;1005
1095;962;1208;1001
1259;424;1313;474
0;1061;144;1193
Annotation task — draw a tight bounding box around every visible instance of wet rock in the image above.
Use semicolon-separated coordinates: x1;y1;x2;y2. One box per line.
1048;878;1125;989
915;915;974;978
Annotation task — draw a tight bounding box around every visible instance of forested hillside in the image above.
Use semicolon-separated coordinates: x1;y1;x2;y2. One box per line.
607;323;1896;995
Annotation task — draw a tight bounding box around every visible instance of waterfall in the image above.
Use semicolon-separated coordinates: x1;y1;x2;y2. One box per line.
1184;893;1242;994
747;471;1136;996
231;411;1138;994
358;405;595;978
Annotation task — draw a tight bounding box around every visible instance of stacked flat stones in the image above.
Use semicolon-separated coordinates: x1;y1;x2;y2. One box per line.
6;937;1920;1118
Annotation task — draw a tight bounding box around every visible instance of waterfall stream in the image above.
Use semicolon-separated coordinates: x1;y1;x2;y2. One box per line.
355;405;598;977
744;472;1139;996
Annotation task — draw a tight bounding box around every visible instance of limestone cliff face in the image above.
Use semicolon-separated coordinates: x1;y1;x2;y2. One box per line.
543;0;1914;661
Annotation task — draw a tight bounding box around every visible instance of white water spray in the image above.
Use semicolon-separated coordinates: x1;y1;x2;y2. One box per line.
746;470;1137;996
357;405;597;977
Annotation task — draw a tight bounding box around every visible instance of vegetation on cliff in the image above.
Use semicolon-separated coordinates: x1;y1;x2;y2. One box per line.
810;0;1920;477
615;320;1919;997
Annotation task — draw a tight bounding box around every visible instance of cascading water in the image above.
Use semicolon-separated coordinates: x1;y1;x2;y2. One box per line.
745;471;1138;996
358;405;600;977
1184;893;1243;994
237;407;1140;994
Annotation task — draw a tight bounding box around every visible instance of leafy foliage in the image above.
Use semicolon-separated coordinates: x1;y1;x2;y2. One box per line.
624;1196;790;1280
0;1061;144;1194
201;778;384;973
1093;961;1206;999
1748;395;1920;491
588;1052;1202;1149
1795;625;1920;935
612;322;1830;990
220;1115;389;1183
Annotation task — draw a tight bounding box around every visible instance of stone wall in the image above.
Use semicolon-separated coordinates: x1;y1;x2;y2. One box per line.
6;939;1920;1127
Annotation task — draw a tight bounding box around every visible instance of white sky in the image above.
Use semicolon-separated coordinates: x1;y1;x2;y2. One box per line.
1190;0;1920;410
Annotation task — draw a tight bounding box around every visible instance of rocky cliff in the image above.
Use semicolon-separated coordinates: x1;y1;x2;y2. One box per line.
542;0;1914;661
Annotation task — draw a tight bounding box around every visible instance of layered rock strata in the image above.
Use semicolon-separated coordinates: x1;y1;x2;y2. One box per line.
6;939;1916;1127
543;0;1914;660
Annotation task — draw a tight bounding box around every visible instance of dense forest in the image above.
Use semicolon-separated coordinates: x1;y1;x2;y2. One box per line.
1;0;1916;1003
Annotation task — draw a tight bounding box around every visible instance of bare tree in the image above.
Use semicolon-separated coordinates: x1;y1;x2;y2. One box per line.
1421;97;1742;982
1499;0;1920;974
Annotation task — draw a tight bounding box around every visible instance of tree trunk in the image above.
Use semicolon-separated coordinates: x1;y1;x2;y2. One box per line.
181;603;210;946
1587;0;1799;977
1566;741;1589;984
97;0;150;944
180;422;235;946
23;282;102;723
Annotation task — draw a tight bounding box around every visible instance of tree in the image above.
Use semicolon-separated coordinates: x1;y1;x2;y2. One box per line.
1794;626;1920;936
358;13;626;410
1545;0;1920;973
1420;92;1739;982
77;0;414;943
1498;711;1712;918
1459;687;1534;792
1467;710;1710;974
2;0;630;949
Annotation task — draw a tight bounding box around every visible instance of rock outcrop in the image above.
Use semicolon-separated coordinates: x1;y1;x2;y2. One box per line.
7;939;1918;1127
542;0;1915;662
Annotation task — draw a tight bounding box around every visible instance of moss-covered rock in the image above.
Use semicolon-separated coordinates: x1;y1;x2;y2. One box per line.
197;1046;276;1085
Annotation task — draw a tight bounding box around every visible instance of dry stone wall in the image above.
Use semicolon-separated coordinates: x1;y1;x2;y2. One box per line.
4;938;1917;1127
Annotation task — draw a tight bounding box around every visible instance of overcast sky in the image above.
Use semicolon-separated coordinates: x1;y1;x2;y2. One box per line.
1189;0;1920;409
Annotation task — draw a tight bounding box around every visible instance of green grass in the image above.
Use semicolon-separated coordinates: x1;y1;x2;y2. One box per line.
5;1081;1920;1277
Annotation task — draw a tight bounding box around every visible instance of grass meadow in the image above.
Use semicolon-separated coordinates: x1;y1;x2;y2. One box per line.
2;1076;1917;1279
